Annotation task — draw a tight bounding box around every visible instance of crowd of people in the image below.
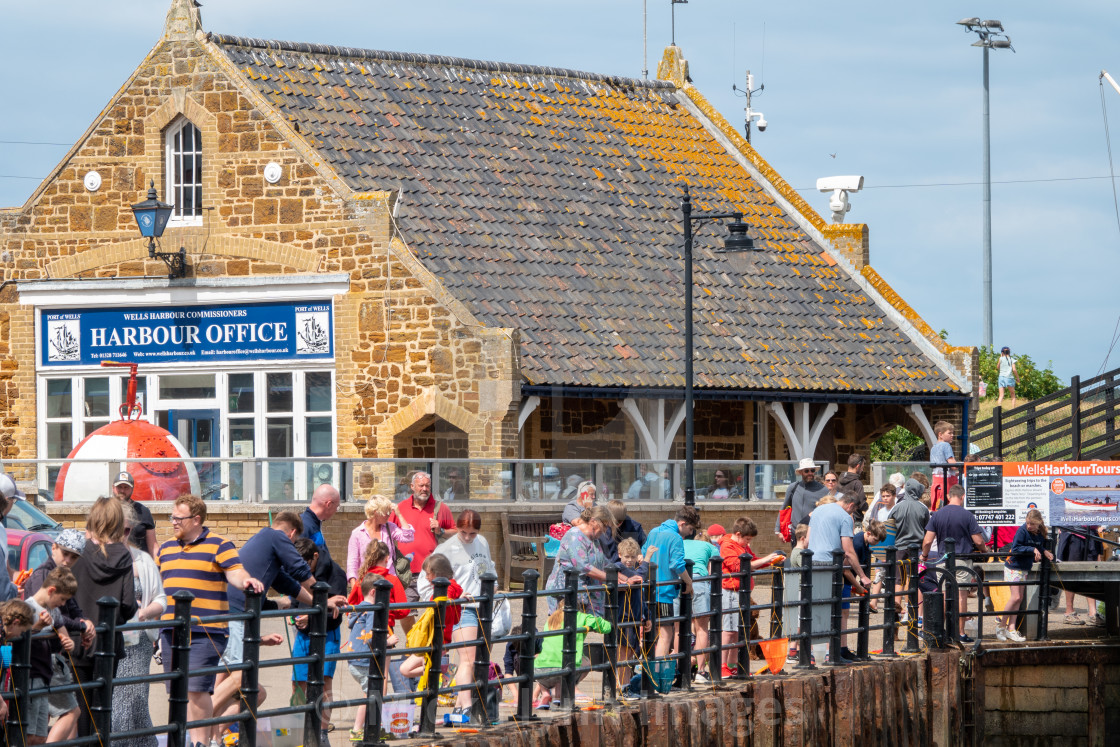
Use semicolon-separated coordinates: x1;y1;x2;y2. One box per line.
0;443;1105;746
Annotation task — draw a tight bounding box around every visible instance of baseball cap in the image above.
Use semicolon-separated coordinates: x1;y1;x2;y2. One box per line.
1001;346;1010;354
114;471;135;487
706;523;726;536
56;528;87;556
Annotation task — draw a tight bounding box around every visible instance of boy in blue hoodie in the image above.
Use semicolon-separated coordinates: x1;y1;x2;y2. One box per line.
641;506;700;657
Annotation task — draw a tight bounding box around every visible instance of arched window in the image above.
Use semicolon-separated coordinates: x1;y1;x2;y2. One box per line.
165;118;202;222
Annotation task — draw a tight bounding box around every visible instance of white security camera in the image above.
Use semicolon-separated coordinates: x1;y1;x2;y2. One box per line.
816;175;864;192
756;116;767;132
816;175;865;223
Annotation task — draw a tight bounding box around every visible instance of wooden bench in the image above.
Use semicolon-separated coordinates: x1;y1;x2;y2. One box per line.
500;512;561;589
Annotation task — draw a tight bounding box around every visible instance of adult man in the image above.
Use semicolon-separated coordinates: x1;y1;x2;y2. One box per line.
920;484;986;643
626;464;659;500
806;492;872;664
157;494;263;747
775;458;829;541
837;454;868;525
213;511;320;729
886;476;930;620
396;471;456;605
301;483;341;574
641;506;699;657
0;475;20;601
113;471;158;556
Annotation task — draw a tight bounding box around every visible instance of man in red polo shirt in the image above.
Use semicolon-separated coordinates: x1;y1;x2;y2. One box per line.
395;471;456;606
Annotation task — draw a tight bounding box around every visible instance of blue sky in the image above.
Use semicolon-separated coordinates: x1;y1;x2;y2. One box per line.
2;1;1118;383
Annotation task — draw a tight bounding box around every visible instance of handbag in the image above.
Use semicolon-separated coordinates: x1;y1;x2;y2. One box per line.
779;506;793;543
490;597;512;639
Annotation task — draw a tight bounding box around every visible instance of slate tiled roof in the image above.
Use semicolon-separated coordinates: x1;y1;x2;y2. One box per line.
212;35;960;395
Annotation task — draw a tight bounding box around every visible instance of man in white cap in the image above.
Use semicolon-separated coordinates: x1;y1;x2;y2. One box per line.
113;471;157;556
775;458;829;546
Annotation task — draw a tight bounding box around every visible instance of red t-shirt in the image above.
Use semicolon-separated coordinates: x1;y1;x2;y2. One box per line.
347;566;408;622
396;495;456;574
720;536;756;591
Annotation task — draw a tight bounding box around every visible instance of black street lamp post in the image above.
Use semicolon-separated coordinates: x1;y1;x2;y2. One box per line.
681;185;754;507
131;180;186;279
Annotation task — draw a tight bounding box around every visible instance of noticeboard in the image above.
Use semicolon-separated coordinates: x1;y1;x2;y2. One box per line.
963;461;1120;525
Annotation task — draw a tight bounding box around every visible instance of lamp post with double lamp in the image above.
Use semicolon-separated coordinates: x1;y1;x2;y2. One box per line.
957;18;1013;349
130;180;186;279
681;186;755;508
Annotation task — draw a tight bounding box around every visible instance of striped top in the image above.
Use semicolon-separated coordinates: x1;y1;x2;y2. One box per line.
157;527;243;633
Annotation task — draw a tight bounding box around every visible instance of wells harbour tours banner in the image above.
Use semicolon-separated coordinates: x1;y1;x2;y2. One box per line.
41;301;333;366
964;461;1120;526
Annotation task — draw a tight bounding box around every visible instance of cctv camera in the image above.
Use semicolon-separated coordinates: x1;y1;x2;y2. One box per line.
756;116;767;132
816;175;864;193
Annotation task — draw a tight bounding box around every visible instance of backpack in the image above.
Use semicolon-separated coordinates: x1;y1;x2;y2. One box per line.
779;506;794;543
345;611;377;673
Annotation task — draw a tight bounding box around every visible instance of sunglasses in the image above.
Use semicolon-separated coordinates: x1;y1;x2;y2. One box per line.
824;478;837;483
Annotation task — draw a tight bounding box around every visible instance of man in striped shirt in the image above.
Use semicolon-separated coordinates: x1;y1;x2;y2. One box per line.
157;494;263;747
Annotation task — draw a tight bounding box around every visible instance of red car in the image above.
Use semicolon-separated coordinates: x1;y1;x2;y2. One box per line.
6;529;53;580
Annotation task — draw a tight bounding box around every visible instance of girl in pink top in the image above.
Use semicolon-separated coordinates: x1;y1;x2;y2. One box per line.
346;495;414;593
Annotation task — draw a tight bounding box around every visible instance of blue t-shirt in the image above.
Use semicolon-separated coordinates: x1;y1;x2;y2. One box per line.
930;440;955;475
227;527;312;612
806;502;854;561
641;519;686;603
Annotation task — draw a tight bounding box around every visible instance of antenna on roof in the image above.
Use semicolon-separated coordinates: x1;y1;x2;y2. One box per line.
671;0;688;46
642;0;648;79
732;71;766;143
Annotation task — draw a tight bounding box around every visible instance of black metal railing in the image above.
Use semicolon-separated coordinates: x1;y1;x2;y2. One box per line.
2;542;1067;746
972;369;1120;461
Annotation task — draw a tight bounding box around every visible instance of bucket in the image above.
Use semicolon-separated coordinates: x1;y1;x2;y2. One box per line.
382;701;417;737
269;713;303;747
651;660;676;694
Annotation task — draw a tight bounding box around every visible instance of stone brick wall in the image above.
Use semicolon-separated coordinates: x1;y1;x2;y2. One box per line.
0;18;520;467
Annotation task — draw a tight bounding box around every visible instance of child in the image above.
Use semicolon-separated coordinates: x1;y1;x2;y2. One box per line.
347;540;408;611
929;420;958;511
682;530;719;682
533;604;612;709
613;538;652;696
786;525;811;659
838;520;887;661
398;554;464;687
24;567;79;746
347;571;403;742
290;537;349;737
608;499;647;547
706;524;726;547
719;517;782;677
998;509;1051;642
0;600;36;725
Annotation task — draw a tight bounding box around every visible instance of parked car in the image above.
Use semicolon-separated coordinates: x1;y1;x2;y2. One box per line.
4;499;61;539
7;529;52;577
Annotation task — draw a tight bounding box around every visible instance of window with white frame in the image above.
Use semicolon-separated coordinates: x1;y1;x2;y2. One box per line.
165;118;202;224
38;369;334;501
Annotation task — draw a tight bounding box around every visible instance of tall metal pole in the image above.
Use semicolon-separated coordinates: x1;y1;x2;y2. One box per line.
682;188;695;508
981;44;993;348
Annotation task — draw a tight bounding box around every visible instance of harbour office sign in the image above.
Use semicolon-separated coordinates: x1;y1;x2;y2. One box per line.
41;300;333;366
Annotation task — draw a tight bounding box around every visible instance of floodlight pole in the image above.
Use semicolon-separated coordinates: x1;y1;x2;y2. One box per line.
981;43;992;349
959;18;1012;349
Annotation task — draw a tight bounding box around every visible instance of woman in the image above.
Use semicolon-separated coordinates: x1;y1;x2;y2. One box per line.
546;506;639;617
822;472;840;499
997;346;1020;407
70;497;137;738
706;470;732;500
425;509;495;715
998;509;1051;641
112;504;167;747
562;481;597;525
346;495;414;592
